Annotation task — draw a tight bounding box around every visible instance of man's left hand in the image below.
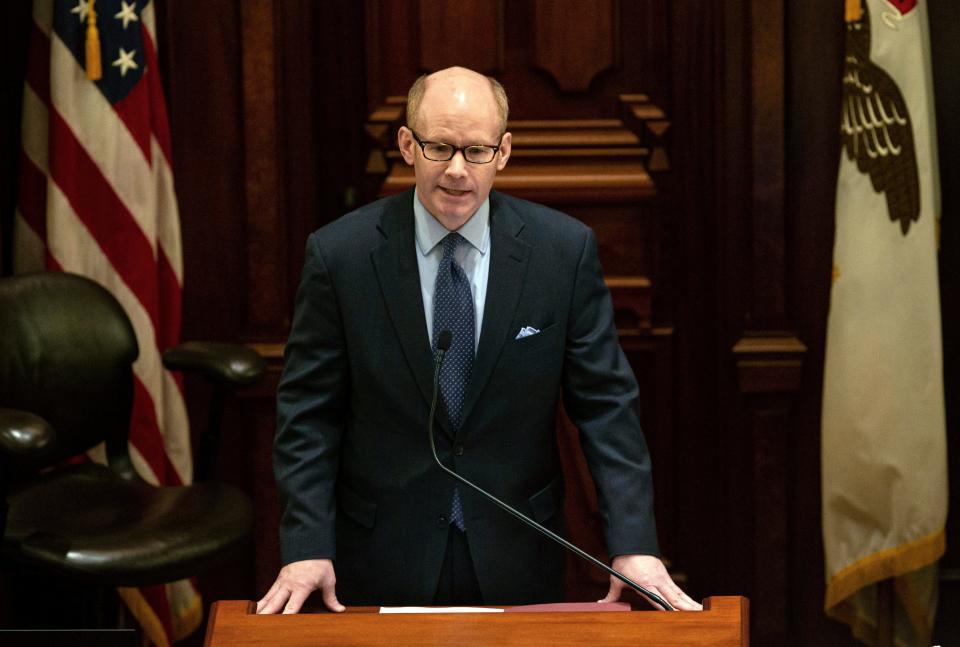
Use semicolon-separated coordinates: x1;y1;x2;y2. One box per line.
599;554;702;611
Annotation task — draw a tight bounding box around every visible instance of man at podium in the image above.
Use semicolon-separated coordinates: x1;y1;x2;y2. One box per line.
256;66;700;614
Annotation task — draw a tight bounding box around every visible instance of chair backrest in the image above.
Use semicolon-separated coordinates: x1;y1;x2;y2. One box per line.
0;272;139;469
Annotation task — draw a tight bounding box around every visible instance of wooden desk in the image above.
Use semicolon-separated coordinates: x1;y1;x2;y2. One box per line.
204;596;748;646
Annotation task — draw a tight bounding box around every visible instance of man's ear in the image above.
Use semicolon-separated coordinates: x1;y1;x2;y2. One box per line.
495;131;512;171
398;127;416;166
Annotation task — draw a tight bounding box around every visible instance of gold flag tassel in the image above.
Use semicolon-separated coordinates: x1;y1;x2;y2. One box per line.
845;0;863;23
85;0;102;80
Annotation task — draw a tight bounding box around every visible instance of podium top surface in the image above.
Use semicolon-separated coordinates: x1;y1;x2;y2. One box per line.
204;596;748;647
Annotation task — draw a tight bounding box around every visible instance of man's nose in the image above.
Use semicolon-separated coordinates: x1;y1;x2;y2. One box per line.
444;150;468;177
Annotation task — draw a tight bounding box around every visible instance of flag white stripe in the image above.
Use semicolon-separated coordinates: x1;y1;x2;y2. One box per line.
141;1;156;44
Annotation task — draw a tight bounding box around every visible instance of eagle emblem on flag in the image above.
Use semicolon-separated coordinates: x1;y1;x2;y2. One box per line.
841;0;920;235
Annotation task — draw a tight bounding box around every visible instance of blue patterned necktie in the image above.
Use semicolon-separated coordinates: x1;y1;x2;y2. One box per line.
433;233;475;531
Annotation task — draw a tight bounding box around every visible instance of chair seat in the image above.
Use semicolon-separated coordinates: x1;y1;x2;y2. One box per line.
2;463;252;586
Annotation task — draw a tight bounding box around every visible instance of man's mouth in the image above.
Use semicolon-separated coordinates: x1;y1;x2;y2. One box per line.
440;187;468;197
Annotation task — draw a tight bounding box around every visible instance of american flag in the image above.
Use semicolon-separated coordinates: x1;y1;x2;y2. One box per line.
15;0;199;643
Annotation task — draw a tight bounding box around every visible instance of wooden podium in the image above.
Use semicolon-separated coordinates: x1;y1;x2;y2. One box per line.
204;596;748;646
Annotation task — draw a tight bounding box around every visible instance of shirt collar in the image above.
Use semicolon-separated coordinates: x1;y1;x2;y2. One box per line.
413;190;489;257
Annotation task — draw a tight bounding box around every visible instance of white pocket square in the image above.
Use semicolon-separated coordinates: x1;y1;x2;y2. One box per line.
515;326;541;340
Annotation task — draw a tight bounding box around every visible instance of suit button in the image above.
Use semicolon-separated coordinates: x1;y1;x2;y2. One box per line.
437;515;447;528
454;444;464;456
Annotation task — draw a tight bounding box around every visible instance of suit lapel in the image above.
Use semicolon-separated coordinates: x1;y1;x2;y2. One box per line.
370;191;454;440
459;192;531;431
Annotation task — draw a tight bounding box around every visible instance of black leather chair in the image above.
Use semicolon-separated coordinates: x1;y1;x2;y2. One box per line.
0;272;262;588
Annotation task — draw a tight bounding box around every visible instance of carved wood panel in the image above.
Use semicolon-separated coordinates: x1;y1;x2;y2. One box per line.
364;0;670;119
532;0;616;91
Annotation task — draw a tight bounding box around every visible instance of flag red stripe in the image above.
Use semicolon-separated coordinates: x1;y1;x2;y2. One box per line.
25;24;50;107
111;77;153;166
47;109;162;336
889;0;917;15
164;451;185;488
141;27;173;166
17;153;48;241
140;584;175;642
132;376;182;486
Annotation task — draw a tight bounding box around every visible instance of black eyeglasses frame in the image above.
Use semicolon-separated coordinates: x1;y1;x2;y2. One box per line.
409;130;504;165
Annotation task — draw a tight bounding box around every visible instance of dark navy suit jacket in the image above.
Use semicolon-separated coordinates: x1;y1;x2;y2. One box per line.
274;188;658;605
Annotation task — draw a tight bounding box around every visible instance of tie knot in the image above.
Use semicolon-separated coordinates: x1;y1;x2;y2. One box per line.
441;233;466;259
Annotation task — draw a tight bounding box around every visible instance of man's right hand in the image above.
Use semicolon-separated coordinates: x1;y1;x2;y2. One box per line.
256;559;345;614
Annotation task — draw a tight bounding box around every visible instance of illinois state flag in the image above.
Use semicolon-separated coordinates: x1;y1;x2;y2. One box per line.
15;0;200;644
822;0;947;644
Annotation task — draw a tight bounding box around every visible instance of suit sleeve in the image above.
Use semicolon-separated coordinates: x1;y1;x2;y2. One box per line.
561;227;660;559
274;233;348;565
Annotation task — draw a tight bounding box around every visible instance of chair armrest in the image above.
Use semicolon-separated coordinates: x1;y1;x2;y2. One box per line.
0;408;56;458
163;341;266;388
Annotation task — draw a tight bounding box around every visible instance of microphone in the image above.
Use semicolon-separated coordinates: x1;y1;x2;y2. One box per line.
436;329;452;353
428;330;674;611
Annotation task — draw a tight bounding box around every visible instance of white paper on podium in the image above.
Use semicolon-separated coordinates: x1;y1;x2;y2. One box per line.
378;607;504;614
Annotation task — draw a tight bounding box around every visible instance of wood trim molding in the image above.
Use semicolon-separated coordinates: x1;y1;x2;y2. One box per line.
732;334;806;394
371;112;669;205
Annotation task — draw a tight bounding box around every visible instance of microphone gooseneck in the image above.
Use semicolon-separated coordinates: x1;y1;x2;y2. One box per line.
428;330;674;611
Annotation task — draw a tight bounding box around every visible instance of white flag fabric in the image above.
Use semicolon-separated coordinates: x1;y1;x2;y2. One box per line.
822;0;947;644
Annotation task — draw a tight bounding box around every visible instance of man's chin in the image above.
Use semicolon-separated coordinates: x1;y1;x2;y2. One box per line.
433;202;478;230
434;211;473;231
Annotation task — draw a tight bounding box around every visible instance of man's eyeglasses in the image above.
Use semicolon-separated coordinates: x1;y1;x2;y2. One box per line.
410;130;503;164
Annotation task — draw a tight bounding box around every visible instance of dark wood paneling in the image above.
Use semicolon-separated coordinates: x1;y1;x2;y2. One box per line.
156;0;368;607
240;0;287;339
419;0;503;73
157;0;246;343
748;0;787;328
748;404;790;642
664;0;725;611
365;0;423;110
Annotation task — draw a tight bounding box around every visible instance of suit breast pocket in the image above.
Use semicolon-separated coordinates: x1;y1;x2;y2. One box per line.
502;323;562;357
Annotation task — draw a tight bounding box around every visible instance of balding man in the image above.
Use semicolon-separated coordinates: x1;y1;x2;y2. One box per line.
257;66;700;613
